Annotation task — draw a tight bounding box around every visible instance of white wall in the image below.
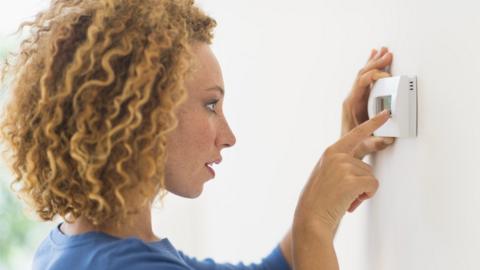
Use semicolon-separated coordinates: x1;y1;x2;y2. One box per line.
156;0;480;269
362;0;480;268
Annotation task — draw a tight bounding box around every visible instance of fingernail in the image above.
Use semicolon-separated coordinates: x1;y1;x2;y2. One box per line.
380;109;390;115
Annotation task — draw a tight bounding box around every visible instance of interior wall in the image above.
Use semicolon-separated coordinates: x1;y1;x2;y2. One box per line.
364;0;480;266
156;1;480;269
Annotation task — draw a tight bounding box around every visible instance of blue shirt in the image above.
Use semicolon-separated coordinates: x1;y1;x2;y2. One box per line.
32;223;291;270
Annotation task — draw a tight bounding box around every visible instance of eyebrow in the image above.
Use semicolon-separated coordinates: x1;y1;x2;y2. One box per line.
204;85;225;97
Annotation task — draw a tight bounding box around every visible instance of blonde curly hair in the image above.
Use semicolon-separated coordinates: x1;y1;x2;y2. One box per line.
0;0;216;226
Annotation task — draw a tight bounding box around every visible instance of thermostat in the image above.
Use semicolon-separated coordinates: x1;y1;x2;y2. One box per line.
367;75;417;137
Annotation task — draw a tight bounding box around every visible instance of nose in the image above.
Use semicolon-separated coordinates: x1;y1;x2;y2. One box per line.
216;117;236;149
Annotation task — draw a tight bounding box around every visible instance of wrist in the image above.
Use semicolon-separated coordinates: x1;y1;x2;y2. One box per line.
292;218;338;270
292;216;334;243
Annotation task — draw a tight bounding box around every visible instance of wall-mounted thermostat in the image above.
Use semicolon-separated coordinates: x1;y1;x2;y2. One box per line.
367;75;417;138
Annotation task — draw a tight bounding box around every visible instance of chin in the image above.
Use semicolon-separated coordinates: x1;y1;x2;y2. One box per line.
167;186;203;199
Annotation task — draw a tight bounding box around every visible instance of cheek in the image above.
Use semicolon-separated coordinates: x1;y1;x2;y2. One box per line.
180;109;215;142
166;113;216;165
187;117;216;151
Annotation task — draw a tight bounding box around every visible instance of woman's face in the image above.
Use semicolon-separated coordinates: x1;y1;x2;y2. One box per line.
164;43;236;198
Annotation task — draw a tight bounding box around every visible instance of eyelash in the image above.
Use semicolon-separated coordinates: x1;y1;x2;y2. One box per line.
206;99;219;113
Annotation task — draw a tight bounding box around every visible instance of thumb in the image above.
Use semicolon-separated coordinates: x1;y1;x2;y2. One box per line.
353;136;395;159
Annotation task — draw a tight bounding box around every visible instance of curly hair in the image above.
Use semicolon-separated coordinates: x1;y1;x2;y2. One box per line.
0;0;216;226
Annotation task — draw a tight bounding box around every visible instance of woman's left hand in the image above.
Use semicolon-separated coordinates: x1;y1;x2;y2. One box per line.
341;47;396;212
341;47;395;157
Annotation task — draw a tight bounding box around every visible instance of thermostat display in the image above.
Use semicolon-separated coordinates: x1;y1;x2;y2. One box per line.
376;95;392;116
367;75;417;138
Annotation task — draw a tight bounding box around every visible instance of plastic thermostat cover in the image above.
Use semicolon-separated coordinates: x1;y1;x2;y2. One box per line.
367;75;417;138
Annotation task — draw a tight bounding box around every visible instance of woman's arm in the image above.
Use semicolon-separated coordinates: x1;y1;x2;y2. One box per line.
280;223;336;270
282;48;395;269
291;109;392;270
292;218;339;270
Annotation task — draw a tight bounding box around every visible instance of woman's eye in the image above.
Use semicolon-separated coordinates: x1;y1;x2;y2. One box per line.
206;100;218;112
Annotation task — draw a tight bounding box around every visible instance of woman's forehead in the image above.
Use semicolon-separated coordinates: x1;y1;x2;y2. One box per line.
186;43;224;93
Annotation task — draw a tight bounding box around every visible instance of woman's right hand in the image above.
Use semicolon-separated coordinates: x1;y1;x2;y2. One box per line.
293;109;393;238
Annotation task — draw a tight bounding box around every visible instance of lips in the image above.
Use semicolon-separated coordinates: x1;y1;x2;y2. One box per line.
205;163;215;176
205;157;221;177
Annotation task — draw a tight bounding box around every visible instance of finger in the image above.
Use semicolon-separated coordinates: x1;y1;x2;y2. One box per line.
353;136;395;159
367;48;377;61
358;69;391;90
349;69;391;101
369;47;389;63
362;47;388;74
331;110;391;154
360;51;393;76
347;176;379;211
354;177;379;199
348;198;362;212
358;192;371;200
347;192;370;212
372;47;389;61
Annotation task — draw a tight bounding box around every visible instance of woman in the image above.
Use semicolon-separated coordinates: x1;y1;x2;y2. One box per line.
0;0;394;269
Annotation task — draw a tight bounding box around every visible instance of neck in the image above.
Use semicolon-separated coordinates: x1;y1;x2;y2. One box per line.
60;204;160;242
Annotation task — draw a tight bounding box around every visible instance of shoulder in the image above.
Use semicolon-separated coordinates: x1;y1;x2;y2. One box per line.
105;237;193;270
33;227;192;270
